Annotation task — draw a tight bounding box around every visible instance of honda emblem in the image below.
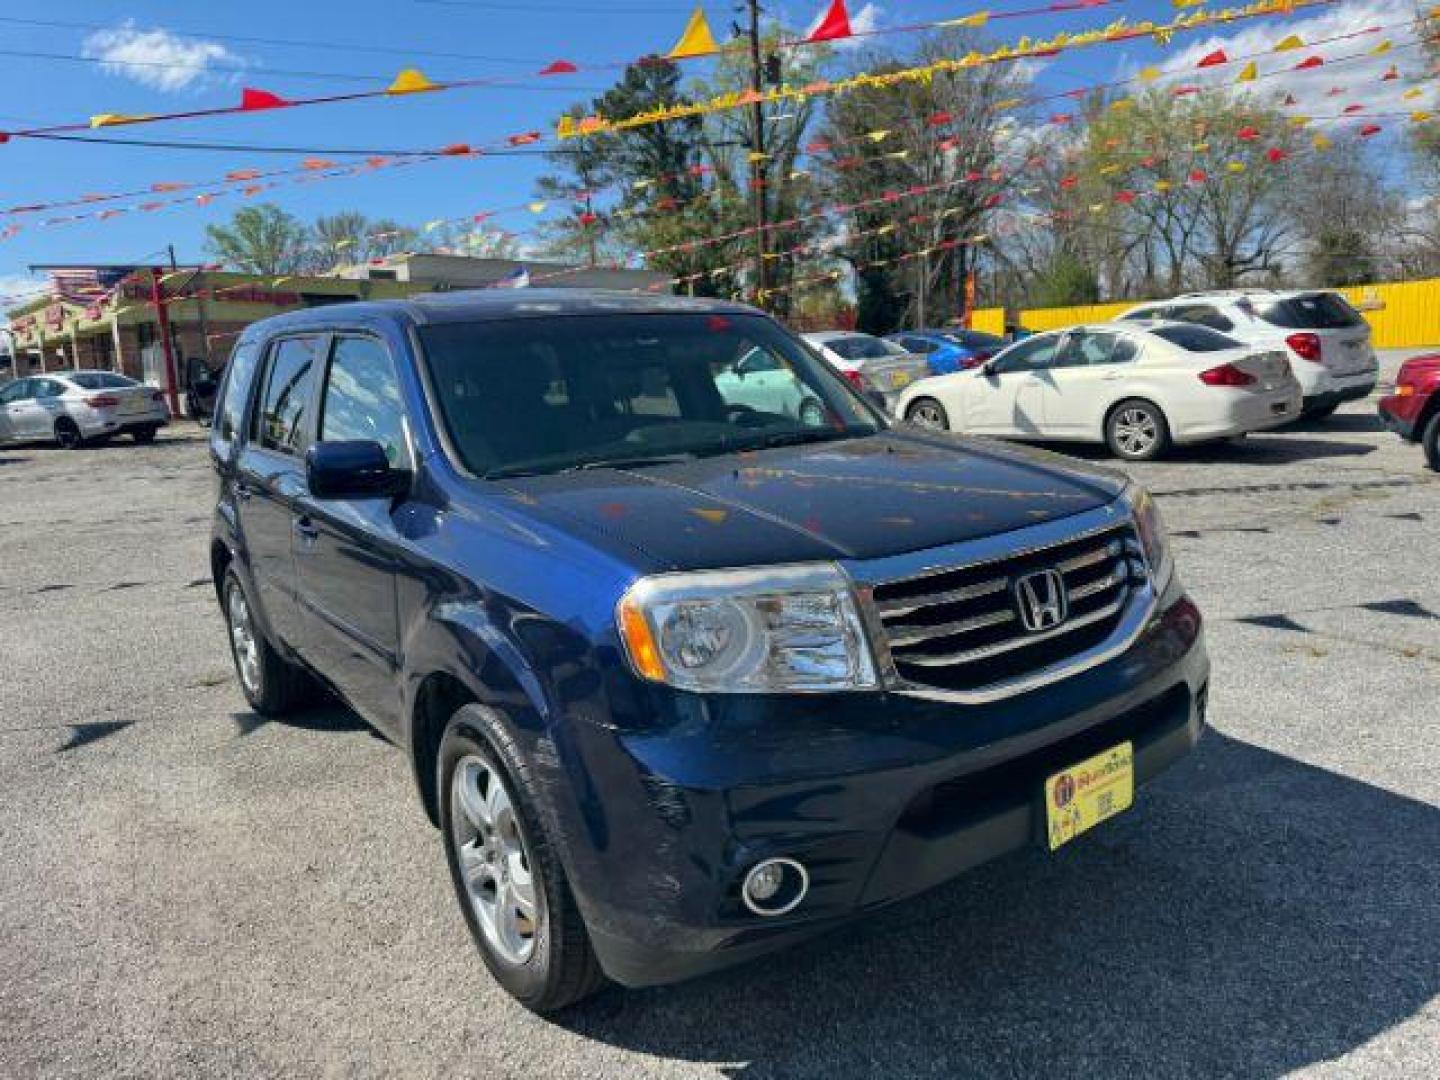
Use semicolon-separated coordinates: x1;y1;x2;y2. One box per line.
1014;569;1069;633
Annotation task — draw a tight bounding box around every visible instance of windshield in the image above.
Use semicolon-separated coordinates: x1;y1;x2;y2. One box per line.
941;331;1004;349
420;313;882;478
1149;325;1243;353
825;335;905;361
1252;293;1363;330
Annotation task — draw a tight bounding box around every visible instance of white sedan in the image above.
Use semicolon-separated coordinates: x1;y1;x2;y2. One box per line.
895;322;1302;460
0;370;170;449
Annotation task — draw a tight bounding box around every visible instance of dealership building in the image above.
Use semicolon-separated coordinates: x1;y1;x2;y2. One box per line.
3;256;668;407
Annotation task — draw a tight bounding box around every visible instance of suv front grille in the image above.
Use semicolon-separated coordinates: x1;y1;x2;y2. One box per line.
872;523;1143;694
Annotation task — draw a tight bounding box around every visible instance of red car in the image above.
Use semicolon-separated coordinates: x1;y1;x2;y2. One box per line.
1379;354;1440;470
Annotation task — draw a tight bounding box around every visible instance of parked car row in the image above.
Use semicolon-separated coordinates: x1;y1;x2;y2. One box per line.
813;289;1382;462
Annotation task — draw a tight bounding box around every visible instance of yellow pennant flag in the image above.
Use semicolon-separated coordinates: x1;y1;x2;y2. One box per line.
1370;40;1392;56
1288;115;1311;127
668;6;720;59
1405;88;1424;100
1111;98;1135;110
1155;180;1173;192
1174;0;1206;6
387;69;440;95
746;151;769;163
1273;34;1303;52
1226;161;1246;173
1139;66;1162;82
866;130;891;142
1100;163;1121;175
1313;133;1333;150
1237;60;1258;82
528;201;547;213
1413;111;1433;123
90;112;154;127
942;11;991;28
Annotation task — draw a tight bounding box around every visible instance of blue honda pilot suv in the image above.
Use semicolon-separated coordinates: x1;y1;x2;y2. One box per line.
210;290;1208;1012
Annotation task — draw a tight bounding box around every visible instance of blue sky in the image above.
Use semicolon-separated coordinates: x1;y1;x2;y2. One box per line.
0;0;1425;301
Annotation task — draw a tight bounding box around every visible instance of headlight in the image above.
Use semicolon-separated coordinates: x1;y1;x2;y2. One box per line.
617;564;878;693
1127;485;1173;593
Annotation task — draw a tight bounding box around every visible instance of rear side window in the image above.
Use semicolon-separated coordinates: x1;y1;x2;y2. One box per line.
216;342;261;446
70;373;136;390
1253;293;1363;330
320;336;410;467
1171;305;1235;332
994;335;1060;373
1149;325;1243;353
254;336;323;455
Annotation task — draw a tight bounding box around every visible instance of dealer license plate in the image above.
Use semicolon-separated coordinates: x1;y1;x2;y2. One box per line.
890;371;912;388
1044;742;1134;851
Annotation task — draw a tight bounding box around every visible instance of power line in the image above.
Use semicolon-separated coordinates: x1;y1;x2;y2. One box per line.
0;16;547;67
24;132;588;156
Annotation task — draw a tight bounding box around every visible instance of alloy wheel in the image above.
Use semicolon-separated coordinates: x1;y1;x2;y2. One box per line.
1113;408;1158;457
226;584;261;695
908;401;947;430
451;755;540;966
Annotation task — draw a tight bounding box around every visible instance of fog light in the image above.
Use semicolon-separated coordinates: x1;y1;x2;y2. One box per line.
741;857;808;917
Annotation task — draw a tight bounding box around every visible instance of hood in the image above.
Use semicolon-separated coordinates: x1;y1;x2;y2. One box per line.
484;431;1126;573
1399;353;1440;385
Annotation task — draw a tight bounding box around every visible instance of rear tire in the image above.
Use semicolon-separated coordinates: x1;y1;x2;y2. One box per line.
223;569;314;716
905;397;950;431
439;705;607;1013
54;418;83;450
1422;411;1440;472
1106;399;1171;461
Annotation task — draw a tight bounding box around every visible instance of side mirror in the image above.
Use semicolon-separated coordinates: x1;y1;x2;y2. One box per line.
306;440;409;500
982;360;999;377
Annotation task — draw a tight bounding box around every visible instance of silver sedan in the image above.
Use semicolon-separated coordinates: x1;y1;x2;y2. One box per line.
0;371;171;449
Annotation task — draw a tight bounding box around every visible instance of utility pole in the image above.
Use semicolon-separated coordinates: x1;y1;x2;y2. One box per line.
744;0;768;308
151;250;181;416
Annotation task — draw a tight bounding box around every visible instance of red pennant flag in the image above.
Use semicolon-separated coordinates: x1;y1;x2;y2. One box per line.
1172;86;1200;97
440;143;473;155
983;193;1002;208
807;0;852;42
225;169;262;181
1139;156;1158;168
927;111;953;126
1237;126;1260;141
240;87;290;111
805;140;832;153
1360;123;1382;137
1266;147;1287;163
577;212;598;226
1115;190;1137;205
1050;113;1074;125
1382;66;1399;81
1343;104;1364;115
507;132;541;146
1294;56;1324;70
1060;176;1079;189
539;60;578;75
1189;169;1208;184
1197;49;1228;68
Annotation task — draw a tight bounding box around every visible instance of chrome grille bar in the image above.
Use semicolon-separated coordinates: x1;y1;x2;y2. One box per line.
895;594;1128;668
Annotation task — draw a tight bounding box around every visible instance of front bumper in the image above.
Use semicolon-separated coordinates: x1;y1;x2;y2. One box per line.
1378;393;1426;442
557;589;1209;988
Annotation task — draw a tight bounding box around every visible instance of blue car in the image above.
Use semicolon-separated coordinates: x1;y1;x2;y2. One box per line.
209;291;1208;1012
887;328;1006;376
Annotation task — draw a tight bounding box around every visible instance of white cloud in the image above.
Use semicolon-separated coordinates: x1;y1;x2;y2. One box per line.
1150;0;1433;132
81;23;246;93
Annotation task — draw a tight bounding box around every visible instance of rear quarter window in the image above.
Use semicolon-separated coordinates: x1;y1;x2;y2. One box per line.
70;373;136;390
214;341;262;450
1149;325;1244;353
1254;294;1363;330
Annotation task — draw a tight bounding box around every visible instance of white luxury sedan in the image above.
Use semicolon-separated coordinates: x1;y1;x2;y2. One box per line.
895;322;1302;460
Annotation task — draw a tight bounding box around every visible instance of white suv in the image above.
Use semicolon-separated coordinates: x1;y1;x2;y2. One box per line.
1117;290;1378;418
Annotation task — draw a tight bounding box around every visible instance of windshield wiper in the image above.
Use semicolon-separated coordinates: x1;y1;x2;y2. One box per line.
484;453;694;479
723;428;866;453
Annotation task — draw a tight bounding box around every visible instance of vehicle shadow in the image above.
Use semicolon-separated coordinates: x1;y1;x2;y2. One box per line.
559;731;1439;1078
1058;435;1375;466
1284;412;1387;435
231;703;376;739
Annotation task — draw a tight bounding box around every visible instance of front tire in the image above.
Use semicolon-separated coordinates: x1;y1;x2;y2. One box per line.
1422;411;1440;472
439;705;606;1013
905;397;950;431
131;425;159;444
223;570;314;716
1106;399;1171;461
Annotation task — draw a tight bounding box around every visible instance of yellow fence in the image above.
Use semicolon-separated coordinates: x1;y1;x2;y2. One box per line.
970;306;1006;337
1006;278;1440;349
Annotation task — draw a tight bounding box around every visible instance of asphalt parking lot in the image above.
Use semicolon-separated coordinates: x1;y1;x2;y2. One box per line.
1;350;1436;1079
